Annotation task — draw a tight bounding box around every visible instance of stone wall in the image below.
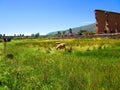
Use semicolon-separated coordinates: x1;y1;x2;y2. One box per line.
95;10;120;34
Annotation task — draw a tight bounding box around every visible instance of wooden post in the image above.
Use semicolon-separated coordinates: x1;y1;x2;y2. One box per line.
3;36;7;60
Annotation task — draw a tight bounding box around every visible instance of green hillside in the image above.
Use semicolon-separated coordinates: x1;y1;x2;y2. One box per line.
47;23;95;35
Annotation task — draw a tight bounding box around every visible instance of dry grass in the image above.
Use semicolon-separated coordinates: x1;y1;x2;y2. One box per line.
0;38;120;90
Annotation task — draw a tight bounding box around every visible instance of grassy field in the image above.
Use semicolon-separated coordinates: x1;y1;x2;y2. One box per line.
0;38;120;90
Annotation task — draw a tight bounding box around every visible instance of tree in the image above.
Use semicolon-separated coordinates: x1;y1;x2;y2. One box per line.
35;32;40;37
57;31;61;37
22;34;24;37
78;30;82;36
69;28;72;34
31;33;40;38
14;34;16;37
31;34;35;37
62;31;66;38
62;31;66;35
80;30;87;35
0;34;2;39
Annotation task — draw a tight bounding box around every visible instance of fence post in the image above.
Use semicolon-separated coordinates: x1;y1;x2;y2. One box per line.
3;36;7;60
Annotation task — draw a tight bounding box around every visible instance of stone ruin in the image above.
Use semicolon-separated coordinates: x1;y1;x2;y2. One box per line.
95;9;120;34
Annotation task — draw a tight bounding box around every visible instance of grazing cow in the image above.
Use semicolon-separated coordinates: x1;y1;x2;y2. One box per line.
7;37;11;42
3;36;11;42
56;43;66;50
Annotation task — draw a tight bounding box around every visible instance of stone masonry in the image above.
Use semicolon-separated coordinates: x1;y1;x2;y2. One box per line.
95;9;120;34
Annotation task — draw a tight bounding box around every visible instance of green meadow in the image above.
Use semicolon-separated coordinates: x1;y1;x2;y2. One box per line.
0;38;120;90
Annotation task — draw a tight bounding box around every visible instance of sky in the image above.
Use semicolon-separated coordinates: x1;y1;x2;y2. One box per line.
0;0;120;35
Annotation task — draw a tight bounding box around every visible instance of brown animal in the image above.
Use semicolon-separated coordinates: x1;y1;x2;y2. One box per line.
56;43;66;50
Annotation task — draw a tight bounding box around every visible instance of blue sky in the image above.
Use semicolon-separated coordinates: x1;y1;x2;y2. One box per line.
0;0;120;35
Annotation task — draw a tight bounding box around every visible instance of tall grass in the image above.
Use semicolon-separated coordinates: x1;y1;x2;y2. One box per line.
0;38;120;90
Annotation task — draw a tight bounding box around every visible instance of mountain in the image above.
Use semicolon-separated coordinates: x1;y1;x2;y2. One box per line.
47;23;96;35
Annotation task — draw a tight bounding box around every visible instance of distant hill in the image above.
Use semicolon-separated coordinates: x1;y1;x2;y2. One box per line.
47;23;96;35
